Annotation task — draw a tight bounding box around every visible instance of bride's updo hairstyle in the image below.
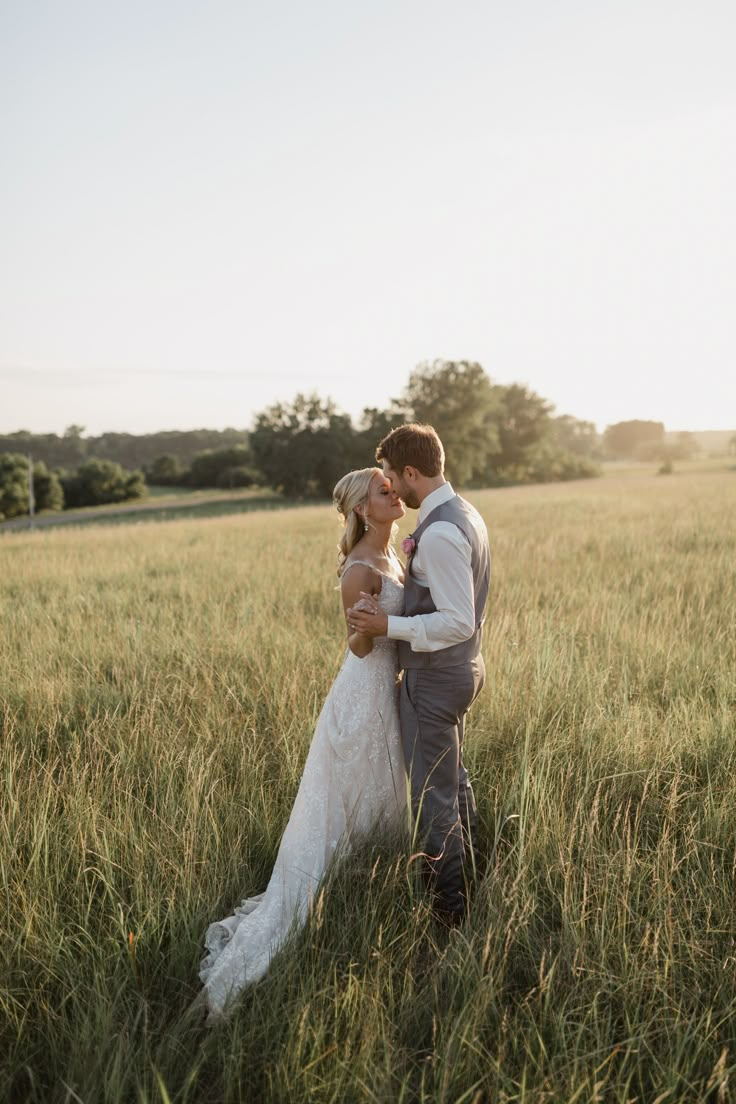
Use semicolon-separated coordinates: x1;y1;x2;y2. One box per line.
333;467;381;576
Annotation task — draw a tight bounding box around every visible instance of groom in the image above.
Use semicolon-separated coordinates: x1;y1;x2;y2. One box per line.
348;423;491;925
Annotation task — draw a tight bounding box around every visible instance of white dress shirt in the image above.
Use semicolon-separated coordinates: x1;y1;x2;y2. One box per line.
387;482;484;653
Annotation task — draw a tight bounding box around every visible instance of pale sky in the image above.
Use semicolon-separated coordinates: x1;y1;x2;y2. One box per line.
1;0;734;436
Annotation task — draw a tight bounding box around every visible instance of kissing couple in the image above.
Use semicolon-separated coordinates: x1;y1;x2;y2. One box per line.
198;423;491;1018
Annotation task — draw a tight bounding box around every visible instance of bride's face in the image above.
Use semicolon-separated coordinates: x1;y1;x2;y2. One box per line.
366;473;405;524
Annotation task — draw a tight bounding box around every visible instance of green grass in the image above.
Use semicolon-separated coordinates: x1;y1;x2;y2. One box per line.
2;468;735;1102
0;489;304;532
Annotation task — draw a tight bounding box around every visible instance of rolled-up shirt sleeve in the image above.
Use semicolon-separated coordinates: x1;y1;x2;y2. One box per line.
387;522;476;652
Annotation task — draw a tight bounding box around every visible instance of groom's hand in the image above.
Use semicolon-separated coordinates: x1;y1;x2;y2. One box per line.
348;592;388;638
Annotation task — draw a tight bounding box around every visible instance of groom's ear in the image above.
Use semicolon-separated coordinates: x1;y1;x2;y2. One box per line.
403;465;419;483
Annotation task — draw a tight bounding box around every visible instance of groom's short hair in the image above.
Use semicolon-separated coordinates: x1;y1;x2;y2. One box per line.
376;424;445;477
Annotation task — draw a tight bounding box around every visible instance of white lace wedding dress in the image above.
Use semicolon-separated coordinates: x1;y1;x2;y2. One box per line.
199;567;406;1017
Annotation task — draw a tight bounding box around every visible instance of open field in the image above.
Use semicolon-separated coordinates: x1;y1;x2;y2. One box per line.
2;466;735;1102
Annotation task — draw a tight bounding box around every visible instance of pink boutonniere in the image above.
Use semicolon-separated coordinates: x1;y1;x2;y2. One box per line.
401;536;416;556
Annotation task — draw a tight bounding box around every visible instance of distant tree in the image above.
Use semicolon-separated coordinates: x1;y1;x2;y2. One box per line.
0;454;65;519
669;431;699;460
62;424;88;465
486;383;554;480
0;430;87;471
550;415;601;458
603;420;665;459
215;466;259;489
91;432;148;471
0;453;31;519
524;439;601;483
730;434;736;457
125;470;146;500
32;461;64;511
90;427;249;472
188;445;256;488
250;394;358;497
145;453;185;486
61;459;146;508
398;360;501;485
355;406;409;464
0;427;249;473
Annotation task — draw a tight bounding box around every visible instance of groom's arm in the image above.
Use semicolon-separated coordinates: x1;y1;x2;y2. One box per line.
386;523;476;652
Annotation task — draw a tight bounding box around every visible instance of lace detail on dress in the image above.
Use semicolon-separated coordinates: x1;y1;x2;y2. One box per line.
199;575;406;1018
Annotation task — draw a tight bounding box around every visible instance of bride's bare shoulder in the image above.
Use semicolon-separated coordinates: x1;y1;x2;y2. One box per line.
340;562;382;631
340;559;382;595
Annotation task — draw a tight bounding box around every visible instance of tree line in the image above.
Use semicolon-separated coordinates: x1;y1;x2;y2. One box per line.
246;362;602;496
0;425;248;473
0;456;148;521
3;360;702;521
602;421;701;462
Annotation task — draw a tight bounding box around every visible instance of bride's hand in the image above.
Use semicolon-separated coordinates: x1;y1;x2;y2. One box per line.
352;596;378;614
348;592;388;638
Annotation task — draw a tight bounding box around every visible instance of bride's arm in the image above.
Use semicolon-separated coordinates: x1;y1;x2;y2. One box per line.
340;564;380;658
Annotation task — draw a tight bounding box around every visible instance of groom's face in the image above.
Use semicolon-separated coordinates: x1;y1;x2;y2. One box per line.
382;461;419;510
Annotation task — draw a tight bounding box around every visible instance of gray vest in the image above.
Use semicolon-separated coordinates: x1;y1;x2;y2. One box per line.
398;494;491;670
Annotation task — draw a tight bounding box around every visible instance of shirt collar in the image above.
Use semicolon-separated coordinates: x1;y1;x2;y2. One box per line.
418;481;455;525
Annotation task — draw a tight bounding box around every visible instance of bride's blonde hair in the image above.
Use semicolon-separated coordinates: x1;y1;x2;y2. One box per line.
333;467;381;576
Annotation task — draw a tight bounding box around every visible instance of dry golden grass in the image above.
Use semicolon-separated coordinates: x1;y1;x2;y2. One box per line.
2;464;735;1102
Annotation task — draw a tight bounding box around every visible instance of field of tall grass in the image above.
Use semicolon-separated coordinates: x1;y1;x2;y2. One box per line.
2;465;735;1103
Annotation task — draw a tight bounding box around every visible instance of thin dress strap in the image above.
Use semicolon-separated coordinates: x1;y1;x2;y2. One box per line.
342;559;381;575
342;560;400;582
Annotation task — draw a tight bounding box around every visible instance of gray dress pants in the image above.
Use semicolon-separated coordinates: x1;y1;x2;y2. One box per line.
399;656;485;915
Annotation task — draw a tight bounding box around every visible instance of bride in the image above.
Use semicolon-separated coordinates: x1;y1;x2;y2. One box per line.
198;467;407;1018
